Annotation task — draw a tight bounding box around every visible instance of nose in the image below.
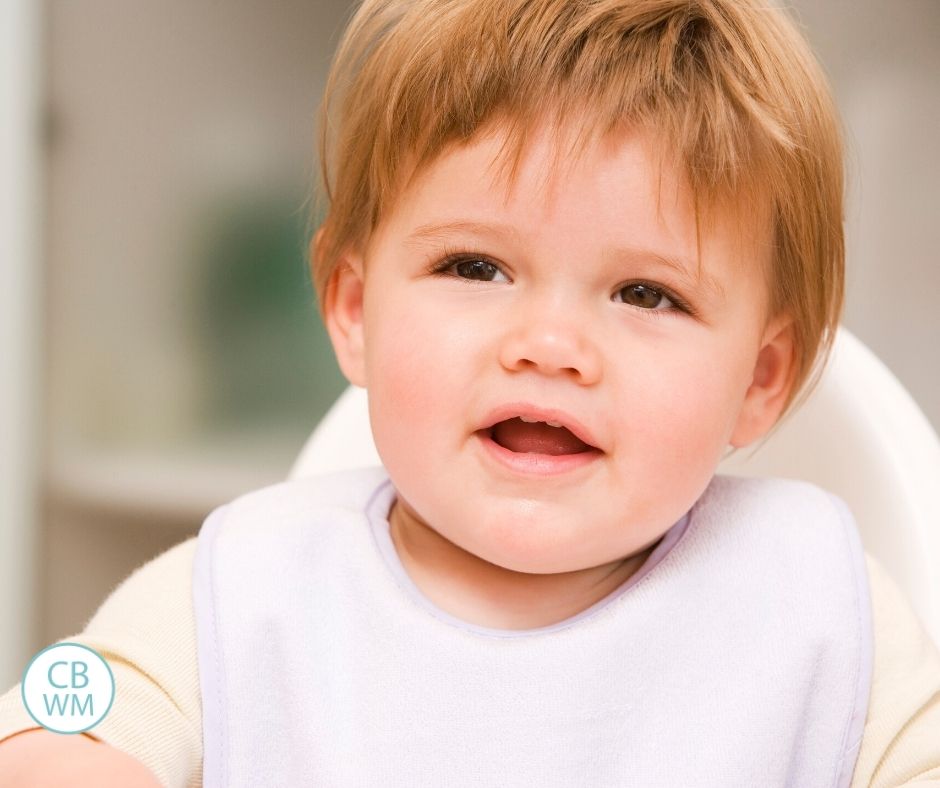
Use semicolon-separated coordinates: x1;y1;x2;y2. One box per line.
497;303;602;384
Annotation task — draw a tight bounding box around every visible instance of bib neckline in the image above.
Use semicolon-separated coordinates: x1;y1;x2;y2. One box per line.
366;475;693;638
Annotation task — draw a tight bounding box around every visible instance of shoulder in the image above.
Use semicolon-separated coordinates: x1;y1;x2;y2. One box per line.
705;473;849;512
206;465;392;526
853;551;940;786
87;537;198;629
196;466;393;559
82;536;202;730
699;474;860;550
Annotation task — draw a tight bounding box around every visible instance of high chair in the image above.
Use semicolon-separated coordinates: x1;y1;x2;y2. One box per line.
289;326;940;648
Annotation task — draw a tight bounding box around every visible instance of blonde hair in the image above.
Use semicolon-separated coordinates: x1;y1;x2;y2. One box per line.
312;0;845;432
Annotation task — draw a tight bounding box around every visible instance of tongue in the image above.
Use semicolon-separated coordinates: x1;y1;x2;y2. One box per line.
491;417;593;455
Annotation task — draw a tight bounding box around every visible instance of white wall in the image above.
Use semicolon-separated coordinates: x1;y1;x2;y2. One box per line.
0;0;42;689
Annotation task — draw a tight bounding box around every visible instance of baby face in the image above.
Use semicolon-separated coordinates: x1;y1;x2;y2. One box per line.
326;118;792;576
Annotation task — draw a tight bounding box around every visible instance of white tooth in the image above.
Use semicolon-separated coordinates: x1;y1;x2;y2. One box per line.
545;421;564;428
518;416;540;423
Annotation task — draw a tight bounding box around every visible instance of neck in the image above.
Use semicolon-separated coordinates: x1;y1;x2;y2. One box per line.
387;498;659;631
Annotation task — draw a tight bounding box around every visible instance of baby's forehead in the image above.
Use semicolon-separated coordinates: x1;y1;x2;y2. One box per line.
399;115;767;213
387;121;774;271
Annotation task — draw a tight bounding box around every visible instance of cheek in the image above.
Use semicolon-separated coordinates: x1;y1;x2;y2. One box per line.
365;299;470;450
369;293;488;393
614;341;748;465
680;351;752;453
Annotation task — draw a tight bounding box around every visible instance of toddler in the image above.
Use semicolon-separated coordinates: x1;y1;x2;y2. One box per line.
2;0;940;785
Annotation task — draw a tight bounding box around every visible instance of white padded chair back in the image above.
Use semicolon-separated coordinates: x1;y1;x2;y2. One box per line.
289;326;940;646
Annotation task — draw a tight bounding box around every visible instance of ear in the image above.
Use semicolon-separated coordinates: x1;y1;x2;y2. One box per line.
317;227;368;388
729;314;797;448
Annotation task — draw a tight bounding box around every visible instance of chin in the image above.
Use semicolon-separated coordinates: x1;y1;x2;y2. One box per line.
456;517;591;574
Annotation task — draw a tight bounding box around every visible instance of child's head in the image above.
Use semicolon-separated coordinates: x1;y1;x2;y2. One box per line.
311;0;845;574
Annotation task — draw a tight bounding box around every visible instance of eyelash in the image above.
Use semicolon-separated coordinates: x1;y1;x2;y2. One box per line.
423;247;697;319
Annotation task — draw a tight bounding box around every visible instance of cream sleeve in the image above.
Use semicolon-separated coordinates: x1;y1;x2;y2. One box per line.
1;541;939;787
853;553;940;787
0;536;202;788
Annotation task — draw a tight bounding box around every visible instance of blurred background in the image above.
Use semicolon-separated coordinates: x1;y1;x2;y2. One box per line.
1;0;938;690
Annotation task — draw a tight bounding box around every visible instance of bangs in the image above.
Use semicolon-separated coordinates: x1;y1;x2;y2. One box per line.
318;0;805;243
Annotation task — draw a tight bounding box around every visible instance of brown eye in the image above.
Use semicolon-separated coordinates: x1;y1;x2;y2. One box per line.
438;256;508;282
616;283;674;311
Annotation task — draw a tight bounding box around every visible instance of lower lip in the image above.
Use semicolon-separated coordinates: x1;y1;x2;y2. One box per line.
474;430;604;477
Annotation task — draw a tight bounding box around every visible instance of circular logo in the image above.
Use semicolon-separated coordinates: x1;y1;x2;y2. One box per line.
21;642;115;734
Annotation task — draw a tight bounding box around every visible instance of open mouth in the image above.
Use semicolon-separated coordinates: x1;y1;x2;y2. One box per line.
484;416;600;456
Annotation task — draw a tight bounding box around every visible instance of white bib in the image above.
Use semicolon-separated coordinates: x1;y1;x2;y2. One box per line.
193;466;872;787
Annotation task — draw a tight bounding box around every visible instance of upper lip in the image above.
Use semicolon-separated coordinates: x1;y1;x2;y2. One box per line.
477;402;604;452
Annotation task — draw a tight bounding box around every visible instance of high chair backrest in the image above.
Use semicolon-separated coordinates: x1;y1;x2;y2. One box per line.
289;326;940;647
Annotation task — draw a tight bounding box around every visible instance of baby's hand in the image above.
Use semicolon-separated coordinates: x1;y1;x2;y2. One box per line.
0;728;162;787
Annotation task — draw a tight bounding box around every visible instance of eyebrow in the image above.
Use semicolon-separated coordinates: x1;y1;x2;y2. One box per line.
404;219;725;300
